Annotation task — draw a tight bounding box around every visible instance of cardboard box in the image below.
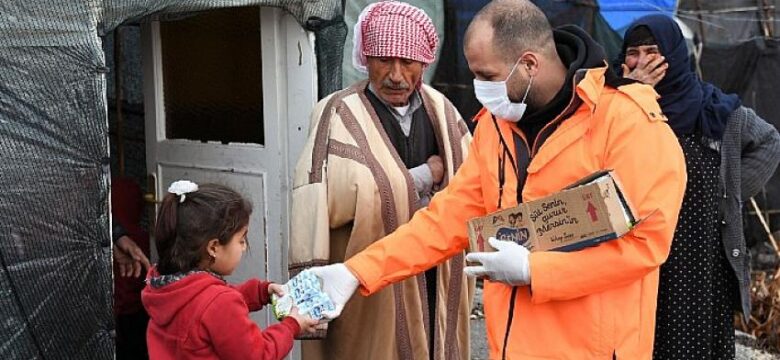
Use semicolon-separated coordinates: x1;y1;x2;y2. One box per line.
467;170;638;253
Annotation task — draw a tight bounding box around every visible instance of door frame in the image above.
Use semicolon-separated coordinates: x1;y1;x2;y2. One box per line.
140;5;317;330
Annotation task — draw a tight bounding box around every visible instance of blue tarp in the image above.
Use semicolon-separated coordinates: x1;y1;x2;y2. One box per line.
598;0;677;35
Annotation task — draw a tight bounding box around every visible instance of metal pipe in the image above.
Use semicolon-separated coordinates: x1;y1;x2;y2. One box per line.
678;5;775;15
692;0;707;46
762;0;774;37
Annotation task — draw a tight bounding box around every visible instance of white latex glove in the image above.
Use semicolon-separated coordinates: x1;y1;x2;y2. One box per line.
464;237;531;286
310;263;359;319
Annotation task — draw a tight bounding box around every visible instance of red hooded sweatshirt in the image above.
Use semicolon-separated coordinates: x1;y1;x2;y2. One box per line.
142;268;300;360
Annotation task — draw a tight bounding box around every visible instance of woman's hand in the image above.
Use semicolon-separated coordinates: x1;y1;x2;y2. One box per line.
622;54;668;86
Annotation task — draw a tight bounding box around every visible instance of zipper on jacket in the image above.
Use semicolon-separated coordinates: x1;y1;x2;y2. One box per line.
492;111;548;360
499;131;528;359
494;121;530;360
494;71;585;360
501;286;520;360
490;114;532;359
528;72;582;157
491;115;521;209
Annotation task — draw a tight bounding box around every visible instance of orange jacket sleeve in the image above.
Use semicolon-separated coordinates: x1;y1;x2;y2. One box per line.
528;95;687;304
345;126;486;295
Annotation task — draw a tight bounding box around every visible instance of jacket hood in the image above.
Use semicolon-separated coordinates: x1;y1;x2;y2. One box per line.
142;267;225;327
556;24;636;89
555;25;608;73
522;25;632;125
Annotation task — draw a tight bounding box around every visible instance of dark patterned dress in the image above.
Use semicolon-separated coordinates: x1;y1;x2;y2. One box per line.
653;134;738;359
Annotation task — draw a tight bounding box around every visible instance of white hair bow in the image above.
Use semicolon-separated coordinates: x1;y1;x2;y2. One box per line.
168;180;198;203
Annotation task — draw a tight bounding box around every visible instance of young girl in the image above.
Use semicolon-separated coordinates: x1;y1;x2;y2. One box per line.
142;180;318;359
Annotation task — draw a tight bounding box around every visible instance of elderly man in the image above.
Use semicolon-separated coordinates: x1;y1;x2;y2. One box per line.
289;2;472;359
311;0;688;359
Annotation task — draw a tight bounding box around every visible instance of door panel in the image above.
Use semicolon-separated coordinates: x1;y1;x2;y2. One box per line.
157;164;268;324
142;7;317;346
159;7;265;145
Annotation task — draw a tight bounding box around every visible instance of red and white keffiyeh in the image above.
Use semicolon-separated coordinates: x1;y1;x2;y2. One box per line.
352;1;439;73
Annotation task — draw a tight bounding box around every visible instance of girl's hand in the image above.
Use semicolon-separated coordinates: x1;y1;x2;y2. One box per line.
268;283;286;298
288;307;320;334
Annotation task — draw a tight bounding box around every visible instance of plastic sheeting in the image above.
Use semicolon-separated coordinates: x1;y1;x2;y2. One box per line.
533;0;624;61
678;0;779;44
429;0;485;126
597;0;678;35
0;1;343;358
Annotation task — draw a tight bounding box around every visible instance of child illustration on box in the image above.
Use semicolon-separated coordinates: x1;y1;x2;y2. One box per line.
473;223;486;251
142;181;320;360
508;212;523;227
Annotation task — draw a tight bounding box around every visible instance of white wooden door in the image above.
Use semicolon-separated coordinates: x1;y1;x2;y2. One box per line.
141;6;316;344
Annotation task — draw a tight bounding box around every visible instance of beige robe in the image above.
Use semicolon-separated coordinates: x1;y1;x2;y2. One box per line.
290;80;473;360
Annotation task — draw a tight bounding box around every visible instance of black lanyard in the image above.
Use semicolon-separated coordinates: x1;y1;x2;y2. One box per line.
491;114;524;360
490;107;571;359
491;114;520;209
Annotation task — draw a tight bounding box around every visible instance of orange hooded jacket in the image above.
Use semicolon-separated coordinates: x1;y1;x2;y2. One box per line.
345;65;686;359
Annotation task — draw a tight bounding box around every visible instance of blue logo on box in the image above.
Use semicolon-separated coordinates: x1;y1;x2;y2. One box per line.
496;227;531;247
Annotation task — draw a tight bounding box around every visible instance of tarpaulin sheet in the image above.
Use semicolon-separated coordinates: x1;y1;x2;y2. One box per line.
597;0;678;35
0;1;343;358
430;0;485;127
532;0;624;61
678;0;779;44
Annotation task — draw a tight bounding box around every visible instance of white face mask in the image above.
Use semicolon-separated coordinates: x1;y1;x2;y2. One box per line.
473;60;533;122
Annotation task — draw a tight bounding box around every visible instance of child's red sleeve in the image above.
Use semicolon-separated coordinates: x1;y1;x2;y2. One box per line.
231;279;271;311
201;290;301;360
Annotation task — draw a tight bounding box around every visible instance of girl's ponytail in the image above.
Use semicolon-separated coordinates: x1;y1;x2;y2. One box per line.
154;193;179;274
153;182;252;275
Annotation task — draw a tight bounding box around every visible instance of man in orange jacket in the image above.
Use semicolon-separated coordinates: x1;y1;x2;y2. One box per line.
310;1;687;358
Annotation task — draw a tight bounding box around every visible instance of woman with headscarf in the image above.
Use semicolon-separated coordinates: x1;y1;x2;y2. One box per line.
617;14;780;359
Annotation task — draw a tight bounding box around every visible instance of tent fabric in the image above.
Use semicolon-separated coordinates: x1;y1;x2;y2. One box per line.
678;0;780;45
597;0;678;35
430;0;487;128
0;1;343;358
533;0;624;60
